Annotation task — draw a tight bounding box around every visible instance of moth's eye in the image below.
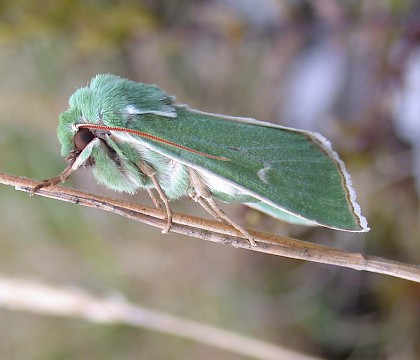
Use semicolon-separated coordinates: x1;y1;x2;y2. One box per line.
74;128;95;151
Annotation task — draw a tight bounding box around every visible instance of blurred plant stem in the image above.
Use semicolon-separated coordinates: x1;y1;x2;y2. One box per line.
1;171;419;283
0;275;319;360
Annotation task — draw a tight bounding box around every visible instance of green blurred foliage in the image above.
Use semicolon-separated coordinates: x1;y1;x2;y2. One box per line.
0;0;419;359
0;0;155;46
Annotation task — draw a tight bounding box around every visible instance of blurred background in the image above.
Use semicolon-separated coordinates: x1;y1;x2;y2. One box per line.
0;0;419;359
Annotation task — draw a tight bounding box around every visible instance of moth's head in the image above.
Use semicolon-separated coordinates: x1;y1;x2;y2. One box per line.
57;108;92;159
56;99;143;193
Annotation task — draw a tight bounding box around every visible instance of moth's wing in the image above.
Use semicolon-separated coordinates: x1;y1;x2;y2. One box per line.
113;106;369;232
245;202;316;226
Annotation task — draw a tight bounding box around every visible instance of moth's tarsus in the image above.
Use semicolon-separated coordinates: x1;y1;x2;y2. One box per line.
32;182;46;193
32;164;75;194
32;178;60;193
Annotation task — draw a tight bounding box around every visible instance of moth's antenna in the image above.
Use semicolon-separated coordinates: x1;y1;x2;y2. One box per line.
77;124;230;161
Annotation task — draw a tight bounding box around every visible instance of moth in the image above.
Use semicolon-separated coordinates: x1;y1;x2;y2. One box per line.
35;74;369;246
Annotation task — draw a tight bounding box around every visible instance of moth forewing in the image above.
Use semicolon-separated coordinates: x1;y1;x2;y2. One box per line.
111;105;369;233
244;202;316;226
188;108;370;232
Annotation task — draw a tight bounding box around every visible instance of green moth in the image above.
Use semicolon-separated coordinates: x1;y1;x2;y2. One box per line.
35;74;369;246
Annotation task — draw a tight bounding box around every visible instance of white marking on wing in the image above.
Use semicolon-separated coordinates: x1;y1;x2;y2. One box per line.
257;165;270;183
197;170;249;197
124;105;177;118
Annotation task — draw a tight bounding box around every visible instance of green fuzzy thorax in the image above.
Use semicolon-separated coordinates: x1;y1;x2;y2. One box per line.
56;74;176;157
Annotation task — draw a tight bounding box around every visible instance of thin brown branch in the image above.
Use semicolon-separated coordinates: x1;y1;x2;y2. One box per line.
1;172;419;283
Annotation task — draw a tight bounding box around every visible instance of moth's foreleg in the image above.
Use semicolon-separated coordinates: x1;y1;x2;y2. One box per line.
34;139;98;193
32;164;75;193
137;161;173;234
188;169;257;247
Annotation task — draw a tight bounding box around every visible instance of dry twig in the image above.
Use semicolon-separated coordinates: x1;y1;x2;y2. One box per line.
1;172;419;283
0;275;320;360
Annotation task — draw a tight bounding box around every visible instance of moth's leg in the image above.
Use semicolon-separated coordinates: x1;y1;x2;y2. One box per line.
188;169;257;247
146;188;164;210
137;161;173;234
32;164;75;193
204;195;257;247
191;193;222;220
